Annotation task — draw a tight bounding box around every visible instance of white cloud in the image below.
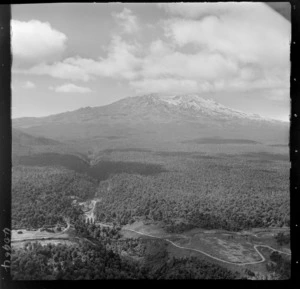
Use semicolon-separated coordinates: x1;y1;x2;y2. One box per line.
82;35;141;79
12;3;290;101
164;14;289;70
15;36;141;81
49;83;92;93
141;45;240;81
22;81;36;89
143;2;290;95
11;20;67;67
158;3;231;19
15;60;91;82
158;2;288;21
112;8;139;34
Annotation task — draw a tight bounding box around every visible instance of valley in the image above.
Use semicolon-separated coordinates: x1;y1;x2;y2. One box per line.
11;190;291;268
11;94;290;280
11;197;291;279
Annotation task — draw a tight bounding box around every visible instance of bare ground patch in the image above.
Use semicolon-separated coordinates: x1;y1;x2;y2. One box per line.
12;239;77;250
12;229;69;241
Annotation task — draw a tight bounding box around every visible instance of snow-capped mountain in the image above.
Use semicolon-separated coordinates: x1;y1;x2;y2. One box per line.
12;93;288;145
129;93;274;122
13;93;283;125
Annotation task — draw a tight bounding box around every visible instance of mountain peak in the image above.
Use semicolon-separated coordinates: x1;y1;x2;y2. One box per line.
123;93;272;122
13;93;286;134
12;92;288;144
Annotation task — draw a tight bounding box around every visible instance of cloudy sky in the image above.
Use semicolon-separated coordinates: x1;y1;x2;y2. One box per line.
12;3;290;121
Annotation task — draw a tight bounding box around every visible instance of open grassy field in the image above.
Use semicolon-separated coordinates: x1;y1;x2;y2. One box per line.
11;228;69;241
12;239;77;250
121;221;290;266
11;223;78;250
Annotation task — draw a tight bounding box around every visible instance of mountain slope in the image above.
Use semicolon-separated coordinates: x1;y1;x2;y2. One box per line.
12;94;289;146
12;128;85;163
13;93;283;124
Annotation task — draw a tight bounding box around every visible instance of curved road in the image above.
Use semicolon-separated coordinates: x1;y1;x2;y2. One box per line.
122;227;291;266
13;196;291;267
12;221;291;266
87;197;291;266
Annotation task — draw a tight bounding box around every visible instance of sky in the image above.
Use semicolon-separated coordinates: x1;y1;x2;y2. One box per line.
11;3;291;121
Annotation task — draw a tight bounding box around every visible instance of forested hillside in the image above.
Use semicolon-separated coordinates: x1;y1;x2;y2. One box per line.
94;156;289;232
11;93;289;280
12;128;83;164
11;229;240;280
12;166;98;229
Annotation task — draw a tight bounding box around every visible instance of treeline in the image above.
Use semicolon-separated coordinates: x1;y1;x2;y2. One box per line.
266;252;291;280
11;241;142;280
94;156;289;232
12;166;98;229
275;232;290;247
11;238;240;280
74;218;122;246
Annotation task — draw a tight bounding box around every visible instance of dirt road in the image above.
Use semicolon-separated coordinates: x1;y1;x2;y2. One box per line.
122;227;291;266
13;192;291;267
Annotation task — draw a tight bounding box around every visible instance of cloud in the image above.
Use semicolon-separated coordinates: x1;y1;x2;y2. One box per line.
13;3;290;100
140;2;290;95
112;8;139;34
158;2;289;21
15;36;141;81
15;60;91;82
11;20;67;67
130;78;199;94
22;81;36;89
158;2;233;19
49;83;92;93
164;14;289;70
264;88;290;101
82;35;141;79
141;43;240;81
134;37;288;95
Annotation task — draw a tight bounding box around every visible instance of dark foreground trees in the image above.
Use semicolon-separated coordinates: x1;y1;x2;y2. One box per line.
266;252;291;280
11;240;240;280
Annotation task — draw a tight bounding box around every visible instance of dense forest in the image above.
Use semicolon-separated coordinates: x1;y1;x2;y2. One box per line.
94;155;289;232
13;152;289;233
11;165;239;280
17;153;167;181
275;232;290;247
266;251;291;279
11;226;240;280
11;147;289;280
12;166;98;229
13;149;289;233
11;241;143;280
